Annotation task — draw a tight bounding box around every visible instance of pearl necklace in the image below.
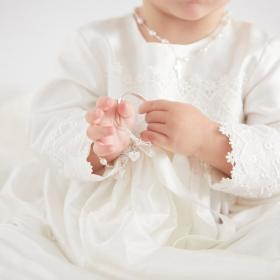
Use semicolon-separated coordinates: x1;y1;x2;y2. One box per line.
133;8;231;80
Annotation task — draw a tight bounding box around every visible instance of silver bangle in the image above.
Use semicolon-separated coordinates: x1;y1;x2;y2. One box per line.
97;139;141;169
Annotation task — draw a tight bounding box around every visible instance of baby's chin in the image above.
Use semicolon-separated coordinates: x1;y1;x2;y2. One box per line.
170;4;215;21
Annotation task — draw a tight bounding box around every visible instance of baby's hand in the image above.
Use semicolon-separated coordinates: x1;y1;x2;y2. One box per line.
85;96;135;161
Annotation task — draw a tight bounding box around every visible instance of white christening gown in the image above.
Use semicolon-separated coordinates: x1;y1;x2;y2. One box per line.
1;11;280;280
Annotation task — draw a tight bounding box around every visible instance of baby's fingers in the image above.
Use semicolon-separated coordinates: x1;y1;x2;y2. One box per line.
85;108;104;125
117;100;135;119
96;96;116;111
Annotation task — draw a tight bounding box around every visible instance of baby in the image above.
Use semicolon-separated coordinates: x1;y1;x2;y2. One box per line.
7;0;279;278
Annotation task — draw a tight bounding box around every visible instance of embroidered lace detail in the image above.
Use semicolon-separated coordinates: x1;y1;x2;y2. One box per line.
39;110;94;181
109;61;247;123
211;121;280;198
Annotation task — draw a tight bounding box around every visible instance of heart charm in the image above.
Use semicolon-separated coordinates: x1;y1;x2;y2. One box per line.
128;150;140;162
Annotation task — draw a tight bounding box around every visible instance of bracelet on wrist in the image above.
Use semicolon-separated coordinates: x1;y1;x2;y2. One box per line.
98;156;114;168
96;139;141;169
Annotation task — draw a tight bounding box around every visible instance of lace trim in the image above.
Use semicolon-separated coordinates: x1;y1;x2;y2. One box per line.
218;122;237;180
211;121;280;199
40;110;94;181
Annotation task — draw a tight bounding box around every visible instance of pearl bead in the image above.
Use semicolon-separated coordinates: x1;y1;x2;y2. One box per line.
148;30;157;36
136;17;144;25
100;158;108;166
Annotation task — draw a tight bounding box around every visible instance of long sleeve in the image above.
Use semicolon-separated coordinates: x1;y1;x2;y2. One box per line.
27;27;122;182
210;37;280;199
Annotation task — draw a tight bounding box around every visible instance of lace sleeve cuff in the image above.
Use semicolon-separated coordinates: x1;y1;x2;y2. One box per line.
35;110;123;182
34;108;156;182
209;121;280;199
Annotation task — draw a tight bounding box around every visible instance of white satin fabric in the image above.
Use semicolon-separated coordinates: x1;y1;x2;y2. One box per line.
1;12;280;279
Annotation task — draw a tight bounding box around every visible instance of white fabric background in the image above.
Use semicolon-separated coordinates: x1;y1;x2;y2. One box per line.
0;0;280;97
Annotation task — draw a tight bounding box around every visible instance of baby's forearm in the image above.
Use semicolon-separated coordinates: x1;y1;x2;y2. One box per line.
194;122;233;178
87;143;106;175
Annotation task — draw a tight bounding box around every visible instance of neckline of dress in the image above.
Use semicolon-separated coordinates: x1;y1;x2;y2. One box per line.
128;11;231;51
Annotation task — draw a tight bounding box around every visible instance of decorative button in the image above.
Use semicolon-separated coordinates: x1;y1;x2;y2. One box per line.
128;150;140;162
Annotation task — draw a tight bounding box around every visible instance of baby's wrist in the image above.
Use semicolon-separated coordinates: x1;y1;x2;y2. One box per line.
97;151;121;167
98;138;141;168
97;141;131;167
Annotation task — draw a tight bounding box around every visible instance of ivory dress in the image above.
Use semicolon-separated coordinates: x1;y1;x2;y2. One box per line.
1;11;280;280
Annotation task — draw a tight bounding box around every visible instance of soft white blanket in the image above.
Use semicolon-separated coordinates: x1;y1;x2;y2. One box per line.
0;93;107;279
0;93;33;185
